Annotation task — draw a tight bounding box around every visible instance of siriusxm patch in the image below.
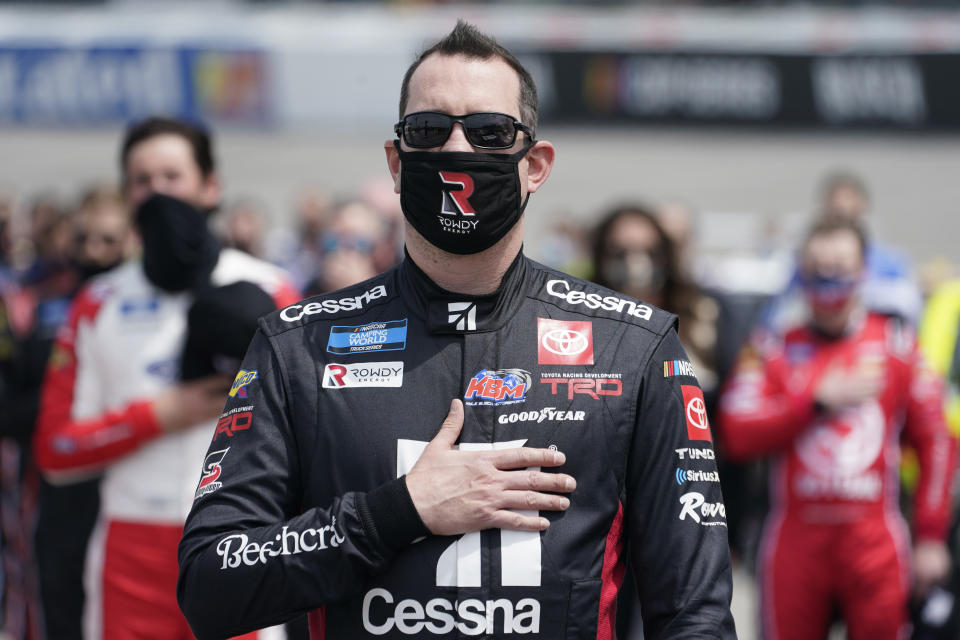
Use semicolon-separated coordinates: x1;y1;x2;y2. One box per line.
326;319;408;355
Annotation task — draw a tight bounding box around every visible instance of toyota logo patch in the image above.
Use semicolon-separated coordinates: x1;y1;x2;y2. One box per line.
537;318;594;365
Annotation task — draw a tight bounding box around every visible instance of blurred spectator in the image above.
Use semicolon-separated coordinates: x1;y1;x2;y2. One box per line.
821;171;922;323
21;195;75;298
656;200;695;272
279;188;333;292
536;215;591;279
32;116;298;640
218;198;268;259
71;186;138;280
0;194;75;640
358;176;405;273
761;170;923;332
0;187;129;640
591;203;718;392
719;216;953;640
304;199;391;296
914;279;960;638
0;191;14;275
30;185;135;640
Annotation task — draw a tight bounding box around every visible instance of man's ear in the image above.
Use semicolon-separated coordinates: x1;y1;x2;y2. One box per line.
525;141;555;195
200;173;222;210
384;140;401;194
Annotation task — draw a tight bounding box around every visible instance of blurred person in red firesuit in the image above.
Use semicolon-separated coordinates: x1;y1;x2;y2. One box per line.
718;215;954;640
761;171;922;334
32;117;299;640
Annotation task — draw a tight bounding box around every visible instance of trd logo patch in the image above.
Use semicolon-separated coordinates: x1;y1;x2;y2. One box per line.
214;408;253;440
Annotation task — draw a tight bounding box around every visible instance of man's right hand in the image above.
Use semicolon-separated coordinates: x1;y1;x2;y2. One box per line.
153;375;233;433
406;399;576;535
814;365;884;412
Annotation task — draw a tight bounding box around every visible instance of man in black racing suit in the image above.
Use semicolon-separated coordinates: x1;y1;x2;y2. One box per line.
178;21;736;640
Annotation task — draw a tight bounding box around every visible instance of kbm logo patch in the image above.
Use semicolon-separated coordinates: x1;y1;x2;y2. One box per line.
681;384;712;442
195;448;229;500
326;319;408;355
229;370;258;398
464;369;531;406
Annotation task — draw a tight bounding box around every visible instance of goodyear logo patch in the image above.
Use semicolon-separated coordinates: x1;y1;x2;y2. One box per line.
229;369;258;398
326;319;407;355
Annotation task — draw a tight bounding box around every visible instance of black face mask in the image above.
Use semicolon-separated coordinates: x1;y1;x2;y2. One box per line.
395;141;531;255
135;194;220;292
73;258;122;283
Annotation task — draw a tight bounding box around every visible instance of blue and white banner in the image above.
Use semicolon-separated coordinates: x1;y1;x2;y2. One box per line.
0;46;270;126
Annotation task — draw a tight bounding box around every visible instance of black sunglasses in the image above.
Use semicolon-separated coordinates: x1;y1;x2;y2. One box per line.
394;111;535;150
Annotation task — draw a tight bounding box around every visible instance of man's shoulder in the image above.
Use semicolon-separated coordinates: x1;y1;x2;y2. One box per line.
259;268;398;338
214;248;291;285
524;259;676;336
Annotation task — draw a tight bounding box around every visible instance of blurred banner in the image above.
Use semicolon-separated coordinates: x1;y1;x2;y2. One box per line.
1;5;959;130
0;46;270;126
539;51;960;129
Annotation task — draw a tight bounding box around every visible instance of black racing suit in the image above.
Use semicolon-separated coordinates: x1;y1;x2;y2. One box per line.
178;252;737;640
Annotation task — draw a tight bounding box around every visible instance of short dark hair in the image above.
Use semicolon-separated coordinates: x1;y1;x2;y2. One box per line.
120;117;215;179
803;213;869;260
398;20;539;137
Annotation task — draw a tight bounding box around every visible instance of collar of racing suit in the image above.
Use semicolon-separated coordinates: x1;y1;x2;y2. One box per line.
398;247;528;335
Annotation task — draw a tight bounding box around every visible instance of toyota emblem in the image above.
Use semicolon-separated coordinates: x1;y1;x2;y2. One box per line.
542;329;589;356
686;396;709;430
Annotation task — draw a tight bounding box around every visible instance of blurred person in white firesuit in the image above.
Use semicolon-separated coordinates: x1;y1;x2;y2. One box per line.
32;117;299;640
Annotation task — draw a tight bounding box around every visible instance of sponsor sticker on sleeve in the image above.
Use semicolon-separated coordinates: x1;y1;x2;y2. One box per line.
195;448;229;499
229;370;258;398
663;359;696;378
681;384;712;442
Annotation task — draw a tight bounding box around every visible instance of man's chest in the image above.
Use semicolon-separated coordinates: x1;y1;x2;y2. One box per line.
293;307;640;503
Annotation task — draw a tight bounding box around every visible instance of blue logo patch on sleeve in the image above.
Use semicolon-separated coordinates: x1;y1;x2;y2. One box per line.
326;319;408;355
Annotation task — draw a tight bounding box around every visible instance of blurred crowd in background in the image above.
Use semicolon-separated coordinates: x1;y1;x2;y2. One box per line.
1;124;959;638
1;5;960;636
